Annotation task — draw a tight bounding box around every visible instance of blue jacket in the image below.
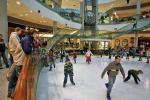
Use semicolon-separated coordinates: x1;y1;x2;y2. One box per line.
21;35;33;55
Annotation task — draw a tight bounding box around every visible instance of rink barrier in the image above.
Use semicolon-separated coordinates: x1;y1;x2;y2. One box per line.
13;52;40;100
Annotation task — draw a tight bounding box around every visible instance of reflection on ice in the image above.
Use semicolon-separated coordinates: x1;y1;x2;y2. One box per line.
37;56;150;100
145;79;150;89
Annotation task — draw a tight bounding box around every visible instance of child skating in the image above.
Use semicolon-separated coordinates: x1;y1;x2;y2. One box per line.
124;69;143;84
63;59;75;88
85;49;93;64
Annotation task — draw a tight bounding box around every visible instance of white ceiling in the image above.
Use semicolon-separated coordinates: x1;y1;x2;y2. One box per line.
7;0;150;30
7;0;65;28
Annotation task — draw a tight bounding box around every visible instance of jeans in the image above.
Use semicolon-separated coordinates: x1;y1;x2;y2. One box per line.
147;56;149;63
139;55;142;61
63;72;75;85
107;75;116;94
8;67;20;93
49;60;55;70
73;57;76;63
60;56;64;62
0;52;9;68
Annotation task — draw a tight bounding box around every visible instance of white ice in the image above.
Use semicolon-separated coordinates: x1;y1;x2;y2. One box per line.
36;56;150;100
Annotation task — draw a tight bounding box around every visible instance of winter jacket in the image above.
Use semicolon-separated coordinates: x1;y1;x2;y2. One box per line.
21;35;33;55
64;62;73;74
9;32;25;66
101;61;125;77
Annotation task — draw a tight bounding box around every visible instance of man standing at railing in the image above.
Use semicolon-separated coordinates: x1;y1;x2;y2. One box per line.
7;27;25;98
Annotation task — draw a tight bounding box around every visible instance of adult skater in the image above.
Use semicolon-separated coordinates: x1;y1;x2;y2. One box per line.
65;51;70;62
63;59;75;87
145;48;150;63
101;55;125;100
138;48;144;61
124;69;143;84
72;50;77;63
60;48;65;62
108;48;112;59
85;49;93;64
48;49;55;71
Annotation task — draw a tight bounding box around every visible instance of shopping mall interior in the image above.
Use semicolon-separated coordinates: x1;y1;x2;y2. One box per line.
0;0;150;100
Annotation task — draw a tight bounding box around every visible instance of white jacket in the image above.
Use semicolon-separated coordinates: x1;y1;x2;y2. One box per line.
9;32;25;66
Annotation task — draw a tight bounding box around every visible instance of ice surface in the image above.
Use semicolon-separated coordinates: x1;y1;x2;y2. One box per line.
37;56;150;100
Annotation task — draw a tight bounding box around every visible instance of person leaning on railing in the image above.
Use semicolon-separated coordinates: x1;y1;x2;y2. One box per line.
21;28;34;55
7;27;25;98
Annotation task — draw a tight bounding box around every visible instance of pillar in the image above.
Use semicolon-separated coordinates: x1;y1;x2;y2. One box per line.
134;31;138;48
53;21;57;34
80;1;84;36
88;41;91;49
109;15;112;24
0;0;8;43
104;41;106;50
136;0;141;20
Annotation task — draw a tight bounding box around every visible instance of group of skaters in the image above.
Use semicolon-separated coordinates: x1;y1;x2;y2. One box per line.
103;47;150;63
41;47;147;100
40;48;94;88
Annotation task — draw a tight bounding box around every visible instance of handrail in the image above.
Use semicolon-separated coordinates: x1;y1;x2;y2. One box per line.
13;52;40;100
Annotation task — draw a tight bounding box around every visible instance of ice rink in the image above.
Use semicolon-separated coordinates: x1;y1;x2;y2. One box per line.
36;56;150;100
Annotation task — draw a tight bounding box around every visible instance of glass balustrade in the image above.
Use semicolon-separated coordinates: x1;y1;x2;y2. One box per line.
37;0;81;23
37;0;150;24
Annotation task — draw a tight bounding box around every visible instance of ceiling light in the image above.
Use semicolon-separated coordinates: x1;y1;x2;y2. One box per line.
114;12;117;15
30;10;33;13
25;13;28;16
39;34;54;38
16;1;21;5
43;21;47;23
111;16;113;20
20;14;23;17
70;31;78;35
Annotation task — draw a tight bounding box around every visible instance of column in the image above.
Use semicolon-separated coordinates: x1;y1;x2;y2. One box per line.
95;0;99;25
104;41;106;50
109;14;112;24
0;0;8;43
136;0;141;20
88;41;91;49
80;1;84;36
134;31;138;48
53;21;57;34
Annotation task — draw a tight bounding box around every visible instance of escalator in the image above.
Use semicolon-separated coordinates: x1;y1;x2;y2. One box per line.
98;19;150;39
48;19;150;48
